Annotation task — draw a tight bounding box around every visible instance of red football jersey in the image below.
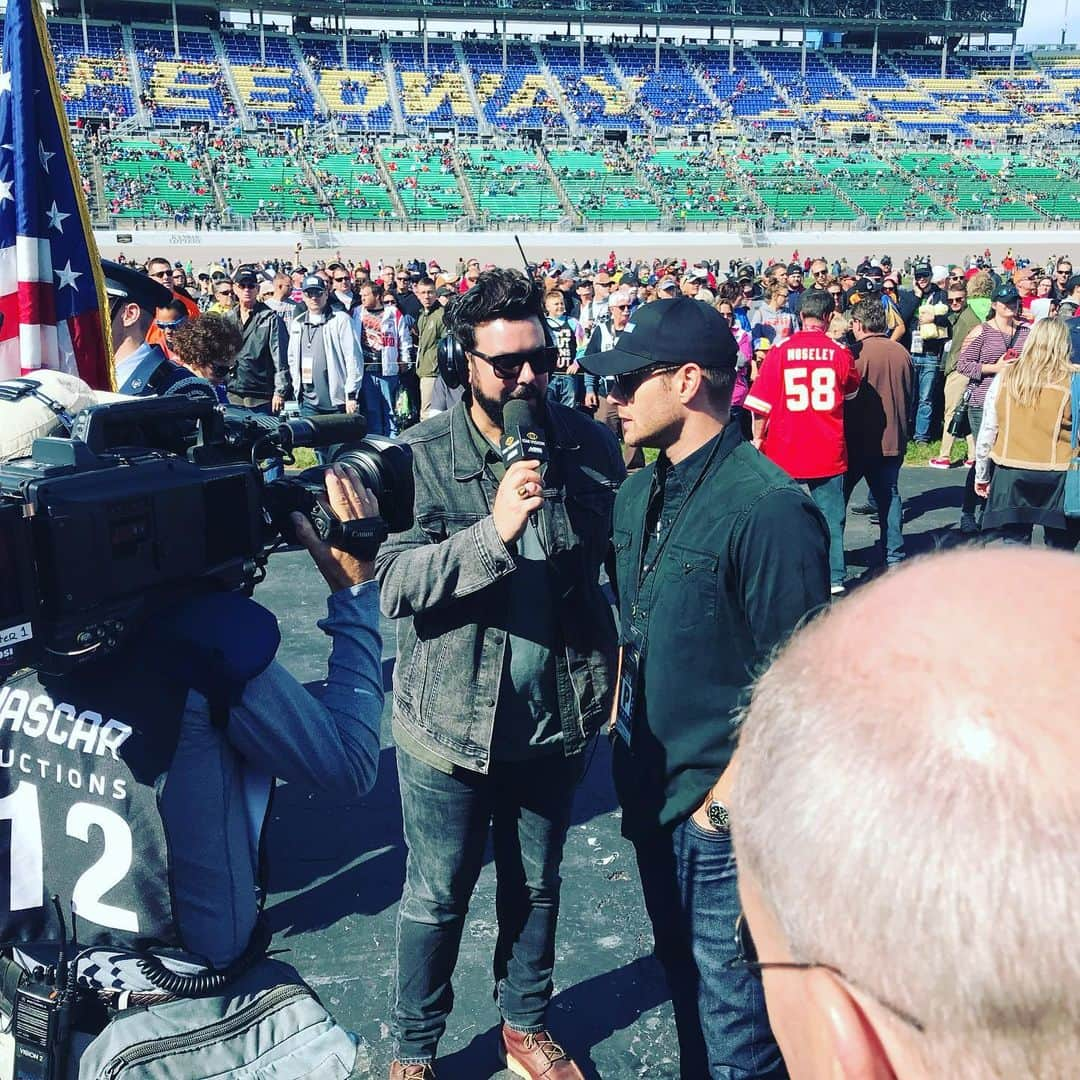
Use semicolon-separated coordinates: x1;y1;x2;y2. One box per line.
744;328;861;480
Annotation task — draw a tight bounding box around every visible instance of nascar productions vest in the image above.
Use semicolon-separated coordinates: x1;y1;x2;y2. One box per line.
0;594;280;957
0;656;187;954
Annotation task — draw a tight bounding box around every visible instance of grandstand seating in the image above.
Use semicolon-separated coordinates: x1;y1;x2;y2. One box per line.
755;49;853;106
733;152;857;223
221;31;317;123
541;44;645;131
826;51;906;90
812;154;946;223
101;137;215;222
548;149;659;222
645;150;756;221
50;21;134;121
23;18;1080;231
607;44;727;128
211;145;325;222
311;148;398;221
133;26;235;125
462;41;568;132
300;36;394;132
389;41;478;131
895;151;1042;223
381;146;464;221
686;49;795;132
461;148;563;222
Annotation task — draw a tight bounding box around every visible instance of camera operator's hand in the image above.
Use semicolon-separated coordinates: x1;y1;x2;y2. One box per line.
493;459;545;545
292;464;380;591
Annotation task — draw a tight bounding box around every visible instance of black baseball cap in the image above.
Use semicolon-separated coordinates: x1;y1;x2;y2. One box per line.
914;264;932;278
1066;273;1080;294
583;297;738;376
857;276;882;294
787;262;803;274
234;266;260;286
991;283;1020;304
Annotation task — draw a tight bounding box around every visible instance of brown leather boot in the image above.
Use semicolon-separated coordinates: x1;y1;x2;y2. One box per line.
388;1062;437;1079
500;1024;585;1079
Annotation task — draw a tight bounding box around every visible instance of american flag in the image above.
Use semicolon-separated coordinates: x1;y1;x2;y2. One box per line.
0;0;112;389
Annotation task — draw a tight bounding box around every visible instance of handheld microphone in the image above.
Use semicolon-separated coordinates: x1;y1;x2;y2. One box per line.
500;398;547;466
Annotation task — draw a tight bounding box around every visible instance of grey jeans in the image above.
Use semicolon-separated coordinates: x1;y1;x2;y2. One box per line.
392;748;585;1064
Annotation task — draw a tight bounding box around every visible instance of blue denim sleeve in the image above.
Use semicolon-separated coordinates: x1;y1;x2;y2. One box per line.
225;581;384;800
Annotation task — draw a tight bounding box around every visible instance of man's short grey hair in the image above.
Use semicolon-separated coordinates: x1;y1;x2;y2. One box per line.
731;551;1080;1079
850;298;887;335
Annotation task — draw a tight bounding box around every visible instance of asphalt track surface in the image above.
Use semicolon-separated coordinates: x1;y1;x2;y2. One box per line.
255;464;970;1078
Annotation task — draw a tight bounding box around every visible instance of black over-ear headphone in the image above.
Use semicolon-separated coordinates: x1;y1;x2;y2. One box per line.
437;278;557;390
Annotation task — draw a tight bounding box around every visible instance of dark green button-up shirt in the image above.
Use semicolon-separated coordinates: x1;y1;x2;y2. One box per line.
611;422;831;836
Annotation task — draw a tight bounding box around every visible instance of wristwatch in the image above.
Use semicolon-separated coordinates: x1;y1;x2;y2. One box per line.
706;798;731;833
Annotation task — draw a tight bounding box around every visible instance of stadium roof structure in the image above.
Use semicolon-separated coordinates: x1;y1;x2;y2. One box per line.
76;0;1028;35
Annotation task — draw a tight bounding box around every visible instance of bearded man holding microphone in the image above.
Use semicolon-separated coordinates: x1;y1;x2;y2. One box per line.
375;268;625;1080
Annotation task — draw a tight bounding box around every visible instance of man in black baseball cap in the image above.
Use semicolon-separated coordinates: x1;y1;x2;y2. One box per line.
586;296;738;392
600;294;829;1079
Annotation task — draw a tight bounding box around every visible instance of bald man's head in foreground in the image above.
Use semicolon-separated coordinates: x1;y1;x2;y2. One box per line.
731;547;1080;1080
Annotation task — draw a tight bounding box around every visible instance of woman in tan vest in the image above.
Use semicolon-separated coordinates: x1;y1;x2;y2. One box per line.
974;317;1080;548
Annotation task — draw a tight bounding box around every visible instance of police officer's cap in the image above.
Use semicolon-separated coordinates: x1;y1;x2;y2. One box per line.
102;259;172;312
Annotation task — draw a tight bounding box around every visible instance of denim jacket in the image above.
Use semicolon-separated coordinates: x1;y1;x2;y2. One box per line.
375;400;625;773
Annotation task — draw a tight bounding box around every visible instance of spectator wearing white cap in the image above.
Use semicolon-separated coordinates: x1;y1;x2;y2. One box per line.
581;287;644;469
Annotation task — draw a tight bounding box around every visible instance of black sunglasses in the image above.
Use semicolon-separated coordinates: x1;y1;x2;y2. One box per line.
731;914;925;1033
470;345;558;380
601;364;681;400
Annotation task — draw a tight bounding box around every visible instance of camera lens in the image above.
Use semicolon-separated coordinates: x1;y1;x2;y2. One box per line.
327;439;414;536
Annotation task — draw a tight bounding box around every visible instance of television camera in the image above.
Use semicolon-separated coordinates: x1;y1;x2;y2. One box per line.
0;395;413;675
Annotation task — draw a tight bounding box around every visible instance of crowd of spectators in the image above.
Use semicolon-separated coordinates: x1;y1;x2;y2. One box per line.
118;242;1080;565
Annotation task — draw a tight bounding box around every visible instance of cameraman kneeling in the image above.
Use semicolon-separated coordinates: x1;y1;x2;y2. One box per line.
0;465;382;1080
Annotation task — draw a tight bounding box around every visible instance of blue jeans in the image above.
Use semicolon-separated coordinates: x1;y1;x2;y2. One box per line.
802;474;846;588
911;358;941;442
630;818;786;1079
299;400;345;465
393;749;583;1064
362;371;400;437
546;373;580;409
845;455;904;566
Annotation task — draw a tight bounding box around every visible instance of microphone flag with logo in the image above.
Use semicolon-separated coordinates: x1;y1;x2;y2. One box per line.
500;398;547;466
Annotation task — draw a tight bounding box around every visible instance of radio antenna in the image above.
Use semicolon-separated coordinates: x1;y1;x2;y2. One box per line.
513;235;531;277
